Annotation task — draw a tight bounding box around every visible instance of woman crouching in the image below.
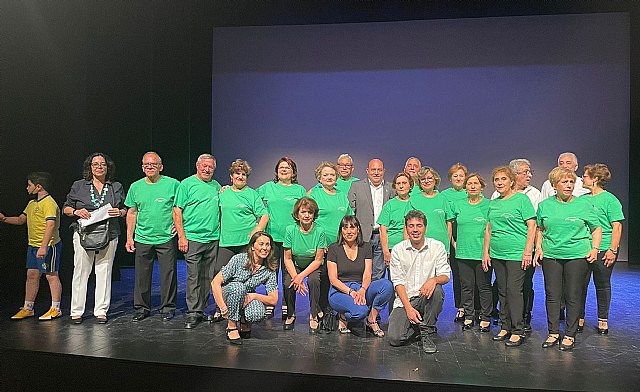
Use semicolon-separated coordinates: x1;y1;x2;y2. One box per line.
211;231;279;345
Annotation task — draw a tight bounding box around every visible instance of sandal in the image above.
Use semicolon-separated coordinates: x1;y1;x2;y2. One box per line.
454;308;465;323
542;334;560;348
366;319;384;337
337;314;351;334
309;317;321;334
281;305;288;321
598;318;609;334
226;328;242;345
284;315;296;331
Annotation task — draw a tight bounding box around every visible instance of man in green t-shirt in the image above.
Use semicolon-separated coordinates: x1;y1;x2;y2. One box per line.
174;154;222;329
125;152;180;322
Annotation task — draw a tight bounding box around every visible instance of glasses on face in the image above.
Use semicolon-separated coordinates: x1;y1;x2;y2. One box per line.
91;163;107;168
338;164;353;168
517;170;533;176
142;163;161;168
420;177;434;182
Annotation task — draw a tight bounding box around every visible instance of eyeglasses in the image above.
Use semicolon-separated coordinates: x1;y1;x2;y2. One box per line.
516;170;534;175
142;163;161;168
338;164;353;168
420;177;435;182
91;163;107;168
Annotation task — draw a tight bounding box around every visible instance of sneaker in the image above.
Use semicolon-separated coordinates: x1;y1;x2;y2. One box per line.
39;307;62;320
420;333;437;354
11;307;35;320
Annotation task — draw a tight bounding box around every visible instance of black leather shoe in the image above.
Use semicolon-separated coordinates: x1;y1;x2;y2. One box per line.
72;317;83;325
505;335;524;347
132;311;150;322
479;321;491;333
559;336;575;351
454;309;465;323
184;314;202;329
577;319;585;333
239;324;251;339
96;316;108;324
598;327;609;335
462;321;474;330
421;333;437;353
226;328;242;345
162;310;175;321
492;330;511;341
542;335;560;348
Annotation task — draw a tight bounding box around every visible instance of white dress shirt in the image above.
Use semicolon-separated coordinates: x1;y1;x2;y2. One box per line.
389;238;451;309
369;180;384;230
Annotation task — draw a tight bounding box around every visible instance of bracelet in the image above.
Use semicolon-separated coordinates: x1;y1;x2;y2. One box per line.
609;248;618;254
348;289;353;295
220;308;229;315
71;209;76;216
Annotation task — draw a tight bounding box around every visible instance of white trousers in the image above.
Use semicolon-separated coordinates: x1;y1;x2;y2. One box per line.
70;232;117;317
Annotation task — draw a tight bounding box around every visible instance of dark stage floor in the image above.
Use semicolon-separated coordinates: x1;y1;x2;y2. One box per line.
2;262;640;391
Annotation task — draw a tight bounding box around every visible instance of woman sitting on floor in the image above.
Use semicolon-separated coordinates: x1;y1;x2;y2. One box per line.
327;215;393;336
211;231;279;345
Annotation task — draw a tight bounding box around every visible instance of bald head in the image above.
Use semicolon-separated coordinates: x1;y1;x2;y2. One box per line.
367;159;385;186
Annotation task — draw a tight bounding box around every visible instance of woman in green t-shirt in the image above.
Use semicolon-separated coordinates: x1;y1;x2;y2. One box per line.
257;157;306;319
534;167;602;351
282;197;327;333
483;166;536;347
441;163;469;323
379;172;413;263
452;173;491;332
578;164;622;335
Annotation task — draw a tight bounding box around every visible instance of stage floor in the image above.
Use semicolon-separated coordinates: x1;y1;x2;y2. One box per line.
2;262;640;391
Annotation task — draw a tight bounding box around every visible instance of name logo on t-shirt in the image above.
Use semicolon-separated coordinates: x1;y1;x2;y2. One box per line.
565;217;580;222
473;217;486;223
338;206;347;212
500;213;515;219
434;208;445;216
236;203;249;209
154;198;167;203
284;197;297;201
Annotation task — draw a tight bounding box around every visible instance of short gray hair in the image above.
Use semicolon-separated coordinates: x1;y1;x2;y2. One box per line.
337;153;353;163
142;151;162;164
558;152;578;166
509;158;530;172
196;153;216;168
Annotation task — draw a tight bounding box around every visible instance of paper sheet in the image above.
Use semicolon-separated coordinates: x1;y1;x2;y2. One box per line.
78;203;112;227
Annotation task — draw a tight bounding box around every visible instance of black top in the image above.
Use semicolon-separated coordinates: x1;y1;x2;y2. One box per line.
326;242;372;283
64;179;126;238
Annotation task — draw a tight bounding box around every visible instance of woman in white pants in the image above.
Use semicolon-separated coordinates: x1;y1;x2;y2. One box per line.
63;153;126;324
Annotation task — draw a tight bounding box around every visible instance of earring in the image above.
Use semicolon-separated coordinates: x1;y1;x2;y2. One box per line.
251;248;254;251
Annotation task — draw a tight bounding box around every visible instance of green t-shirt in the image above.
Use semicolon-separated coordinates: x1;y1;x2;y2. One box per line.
257;181;306;242
308;187;353;242
125;176;179;245
441;187;468;205
174;175;221;243
376;197;411;250
219;186;268;247
537;196;601;259
409;192;454;254
452;198;490;260
582;191;624;251
314;177;359;194
488;192;535;261
283;223;328;269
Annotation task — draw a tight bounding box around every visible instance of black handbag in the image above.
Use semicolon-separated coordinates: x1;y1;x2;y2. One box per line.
77;220;110;251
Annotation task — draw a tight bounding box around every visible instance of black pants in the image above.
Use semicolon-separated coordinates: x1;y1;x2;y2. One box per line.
388;285;445;347
579;252;613;320
541;257;588;337
450;253;462;309
184;240;218;314
493;259;526;335
458;259;493;321
319;254;330;313
134;238;178;314
215;245;246;276
282;266;321;318
522;264;535;320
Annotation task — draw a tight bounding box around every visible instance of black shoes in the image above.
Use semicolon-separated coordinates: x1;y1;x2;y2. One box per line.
96;316;108;324
162;310;175;321
462;320;474;330
523;314;532;332
505;335;524;347
542;335;560;348
132;311;150;322
577;318;585;333
454;309;465;323
559;336;575;351
226;328;242;345
420;333;437;353
71;317;83;325
184;314;203;329
283;316;296;331
492;330;511;341
598;319;609;334
479;321;491;333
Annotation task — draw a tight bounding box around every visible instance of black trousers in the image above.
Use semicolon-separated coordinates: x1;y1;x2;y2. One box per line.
522;264;535;320
388;285;445;347
134;238;178;313
450;253;462;309
541;257;588;337
184;240;218;314
493;259;526;335
215;244;245;276
282;266;321;318
458;259;493;321
579;252;614;320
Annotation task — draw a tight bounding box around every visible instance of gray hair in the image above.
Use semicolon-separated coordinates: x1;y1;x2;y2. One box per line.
509;158;531;172
404;156;421;167
558;152;578;166
142;151;162;164
196;153;216;168
337;153;353;163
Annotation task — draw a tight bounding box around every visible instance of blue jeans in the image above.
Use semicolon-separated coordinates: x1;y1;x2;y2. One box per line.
328;279;393;321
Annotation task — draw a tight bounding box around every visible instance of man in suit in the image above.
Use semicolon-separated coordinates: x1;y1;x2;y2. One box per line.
348;159;395;280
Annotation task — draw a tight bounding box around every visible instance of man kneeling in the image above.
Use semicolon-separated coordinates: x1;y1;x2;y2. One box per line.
388;210;451;353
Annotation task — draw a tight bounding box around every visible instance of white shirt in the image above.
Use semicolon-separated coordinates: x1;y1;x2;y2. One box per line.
540;177;590;200
491;185;542;212
389;238;451;309
369;180;384;230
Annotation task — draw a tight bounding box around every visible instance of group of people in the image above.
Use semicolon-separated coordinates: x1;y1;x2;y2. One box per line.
1;150;623;353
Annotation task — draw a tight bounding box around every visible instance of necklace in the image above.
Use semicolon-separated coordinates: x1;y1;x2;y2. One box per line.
90;183;109;208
